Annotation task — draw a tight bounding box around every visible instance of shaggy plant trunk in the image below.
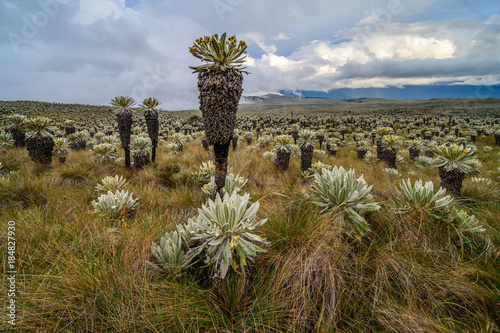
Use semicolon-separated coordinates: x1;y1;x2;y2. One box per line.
494;133;500;146
291;130;298;144
246;137;252;145
382;149;397;169
214;140;231;197
145;115;159;163
10;128;26;148
70;140;86;151
27;136;54;164
232;136;238;150
318;136;324;149
357;150;367;159
376;143;384;161
409;148;420;161
470;135;476;143
116;113;133;168
300;146;314;172
133;151;150;170
197;68;243;197
201;137;210;150
276;151;291;171
439;167;465;196
425;150;434;158
65;126;76;136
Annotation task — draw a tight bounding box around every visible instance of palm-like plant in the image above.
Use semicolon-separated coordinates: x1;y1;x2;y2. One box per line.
380;134;403;168
5;114;26;147
356;140;369;159
310;166;380;238
110;96;135;168
22;117;57;164
273;134;293;171
433;144;481;195
140;97;160;162
190;33;248;198
299;129;316;172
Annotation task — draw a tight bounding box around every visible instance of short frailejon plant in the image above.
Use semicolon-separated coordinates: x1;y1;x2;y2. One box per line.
398;178;454;215
433;143;481;195
299;129;316;172
140;97;160;162
22;117;57;164
110;96;135;168
130;136;152;170
0;131;15;149
180;192;268;279
202;172;247;197
95;175;128;193
150;230;191;278
310;166;380;237
92;189;138;218
273;135;293;171
92;143;118;164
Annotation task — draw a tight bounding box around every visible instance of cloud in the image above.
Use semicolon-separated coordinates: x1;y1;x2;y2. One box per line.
0;0;498;109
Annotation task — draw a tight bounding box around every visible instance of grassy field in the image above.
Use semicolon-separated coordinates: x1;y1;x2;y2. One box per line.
1;100;500;332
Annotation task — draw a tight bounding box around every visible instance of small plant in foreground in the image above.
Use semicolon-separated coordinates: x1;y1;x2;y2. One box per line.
180;192;268;279
92;190;138;218
310;166;380;237
202;172;247;196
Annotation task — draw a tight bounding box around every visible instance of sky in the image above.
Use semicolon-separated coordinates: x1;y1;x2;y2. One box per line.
1;0;499;110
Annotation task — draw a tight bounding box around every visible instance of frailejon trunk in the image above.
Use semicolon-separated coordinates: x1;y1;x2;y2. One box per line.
300;146;314;172
133;151;150;170
276;151;291;171
197;69;243;146
145;115;159;162
409;148;420;161
10;128;25;148
357;150;367;159
202;137;210;150
197;69;243;194
116;113;133;168
214;140;231;198
439;167;465;196
27;136;54;164
232;137;238;150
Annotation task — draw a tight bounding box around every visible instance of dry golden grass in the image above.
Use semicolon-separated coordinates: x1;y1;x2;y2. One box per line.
0;135;499;333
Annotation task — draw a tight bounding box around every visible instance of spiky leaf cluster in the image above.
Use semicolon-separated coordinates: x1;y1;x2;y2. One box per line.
399;179;454;214
110;96;136;116
92;190;138;218
150;230;191;277
92;143;118;164
95;175;128;193
273;135;293;153
140;97;160;117
181;192;268;279
433;144;481;174
310;166;380;237
189;33;248;73
0;131;14;148
22;117;57;139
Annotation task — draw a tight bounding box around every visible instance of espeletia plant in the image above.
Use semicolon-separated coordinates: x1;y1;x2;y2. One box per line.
180;192;268;279
398;178;454;215
95;175;128;193
92;190;138;218
310;166;380;238
202;172;247;196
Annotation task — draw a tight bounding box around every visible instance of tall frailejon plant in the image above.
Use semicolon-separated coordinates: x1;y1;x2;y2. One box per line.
140;97;160;162
190;33;248;198
110;96;135;168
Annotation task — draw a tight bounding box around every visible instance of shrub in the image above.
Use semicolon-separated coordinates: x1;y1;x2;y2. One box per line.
95;175;128;193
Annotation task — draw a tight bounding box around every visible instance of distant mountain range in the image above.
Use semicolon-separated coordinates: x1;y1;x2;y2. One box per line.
271;85;500;100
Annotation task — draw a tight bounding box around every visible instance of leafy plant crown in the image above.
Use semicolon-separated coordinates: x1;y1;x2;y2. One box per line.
434;143;481;174
110;96;136;116
189;32;248;73
22;117;57;139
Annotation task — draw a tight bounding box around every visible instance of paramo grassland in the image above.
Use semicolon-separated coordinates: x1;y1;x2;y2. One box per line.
1;97;500;332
